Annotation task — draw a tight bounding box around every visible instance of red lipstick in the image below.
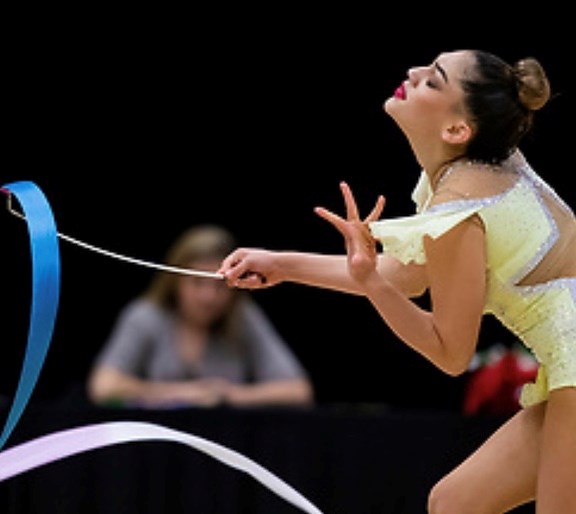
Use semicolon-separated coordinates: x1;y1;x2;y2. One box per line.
394;83;406;100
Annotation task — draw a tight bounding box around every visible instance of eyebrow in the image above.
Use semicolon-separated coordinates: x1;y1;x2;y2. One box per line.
434;62;449;84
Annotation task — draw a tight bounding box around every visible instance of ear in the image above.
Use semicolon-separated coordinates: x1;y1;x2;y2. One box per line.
442;120;472;145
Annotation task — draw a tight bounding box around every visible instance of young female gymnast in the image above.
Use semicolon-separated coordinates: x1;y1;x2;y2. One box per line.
218;50;576;513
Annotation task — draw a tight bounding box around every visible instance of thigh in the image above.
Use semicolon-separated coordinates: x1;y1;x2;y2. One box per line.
536;386;576;514
430;403;544;513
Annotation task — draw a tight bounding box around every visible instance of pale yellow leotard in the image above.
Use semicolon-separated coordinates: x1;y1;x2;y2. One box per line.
369;151;576;407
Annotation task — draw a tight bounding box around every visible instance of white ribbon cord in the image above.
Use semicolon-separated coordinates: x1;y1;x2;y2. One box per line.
58;232;224;279
3;193;224;279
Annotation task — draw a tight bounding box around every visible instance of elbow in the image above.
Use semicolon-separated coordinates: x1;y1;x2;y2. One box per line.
290;379;315;406
301;380;316;405
407;285;427;299
87;368;118;405
439;352;474;377
287;378;316;406
442;362;470;377
432;325;476;377
87;376;108;404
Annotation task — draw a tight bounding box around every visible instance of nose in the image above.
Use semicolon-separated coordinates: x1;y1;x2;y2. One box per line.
407;66;426;85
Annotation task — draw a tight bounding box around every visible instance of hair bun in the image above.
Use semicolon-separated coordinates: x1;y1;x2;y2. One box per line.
514;58;551;111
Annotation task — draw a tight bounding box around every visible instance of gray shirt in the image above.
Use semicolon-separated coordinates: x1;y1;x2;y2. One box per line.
94;298;308;383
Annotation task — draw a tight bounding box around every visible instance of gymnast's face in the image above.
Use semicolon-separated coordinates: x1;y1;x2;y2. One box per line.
176;258;234;327
383;50;473;145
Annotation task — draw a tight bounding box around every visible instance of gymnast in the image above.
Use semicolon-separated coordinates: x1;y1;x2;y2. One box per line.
218;49;576;513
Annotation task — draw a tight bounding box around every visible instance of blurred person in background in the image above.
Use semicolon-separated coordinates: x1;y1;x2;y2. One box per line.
87;224;314;409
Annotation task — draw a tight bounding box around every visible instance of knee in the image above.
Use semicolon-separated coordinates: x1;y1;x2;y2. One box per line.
427;479;450;514
427;476;477;514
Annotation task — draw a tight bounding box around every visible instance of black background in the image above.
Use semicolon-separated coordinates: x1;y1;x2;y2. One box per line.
2;10;574;412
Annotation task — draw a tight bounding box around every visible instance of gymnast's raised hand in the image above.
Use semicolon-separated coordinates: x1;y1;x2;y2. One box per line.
314;181;385;286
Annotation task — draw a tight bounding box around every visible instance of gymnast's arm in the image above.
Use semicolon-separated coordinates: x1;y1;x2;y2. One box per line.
218;250;428;299
314;181;486;377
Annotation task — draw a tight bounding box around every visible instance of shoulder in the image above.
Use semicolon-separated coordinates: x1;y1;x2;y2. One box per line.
429;159;520;209
431;165;490;207
117;297;169;327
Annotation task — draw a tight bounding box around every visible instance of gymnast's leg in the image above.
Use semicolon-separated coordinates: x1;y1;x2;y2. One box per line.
427;402;543;514
535;387;576;514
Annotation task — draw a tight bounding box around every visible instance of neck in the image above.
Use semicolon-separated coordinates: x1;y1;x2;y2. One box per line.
418;158;457;192
428;161;458;191
414;148;465;191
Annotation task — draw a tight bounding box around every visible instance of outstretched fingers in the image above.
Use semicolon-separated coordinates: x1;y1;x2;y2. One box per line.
339;181;361;221
365;193;385;224
314;181;385;236
340;181;385;223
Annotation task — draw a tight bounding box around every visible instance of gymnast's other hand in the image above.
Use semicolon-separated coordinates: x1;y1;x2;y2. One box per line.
219;248;281;289
314;181;385;285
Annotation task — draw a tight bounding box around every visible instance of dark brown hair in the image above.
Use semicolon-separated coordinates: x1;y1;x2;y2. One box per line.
460;50;551;164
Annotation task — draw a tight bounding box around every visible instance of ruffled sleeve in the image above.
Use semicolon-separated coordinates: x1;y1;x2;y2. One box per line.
369;172;482;264
369;206;483;264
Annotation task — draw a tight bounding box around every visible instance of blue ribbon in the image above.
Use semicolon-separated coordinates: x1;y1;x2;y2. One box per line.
0;181;60;449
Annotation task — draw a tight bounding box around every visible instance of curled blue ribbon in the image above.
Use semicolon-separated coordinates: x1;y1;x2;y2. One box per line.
0;181;60;449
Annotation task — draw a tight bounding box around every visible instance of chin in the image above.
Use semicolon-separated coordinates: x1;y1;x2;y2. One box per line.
382;96;398;115
384;101;405;125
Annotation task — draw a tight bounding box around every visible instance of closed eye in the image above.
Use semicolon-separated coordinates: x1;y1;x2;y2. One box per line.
434;61;449;84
